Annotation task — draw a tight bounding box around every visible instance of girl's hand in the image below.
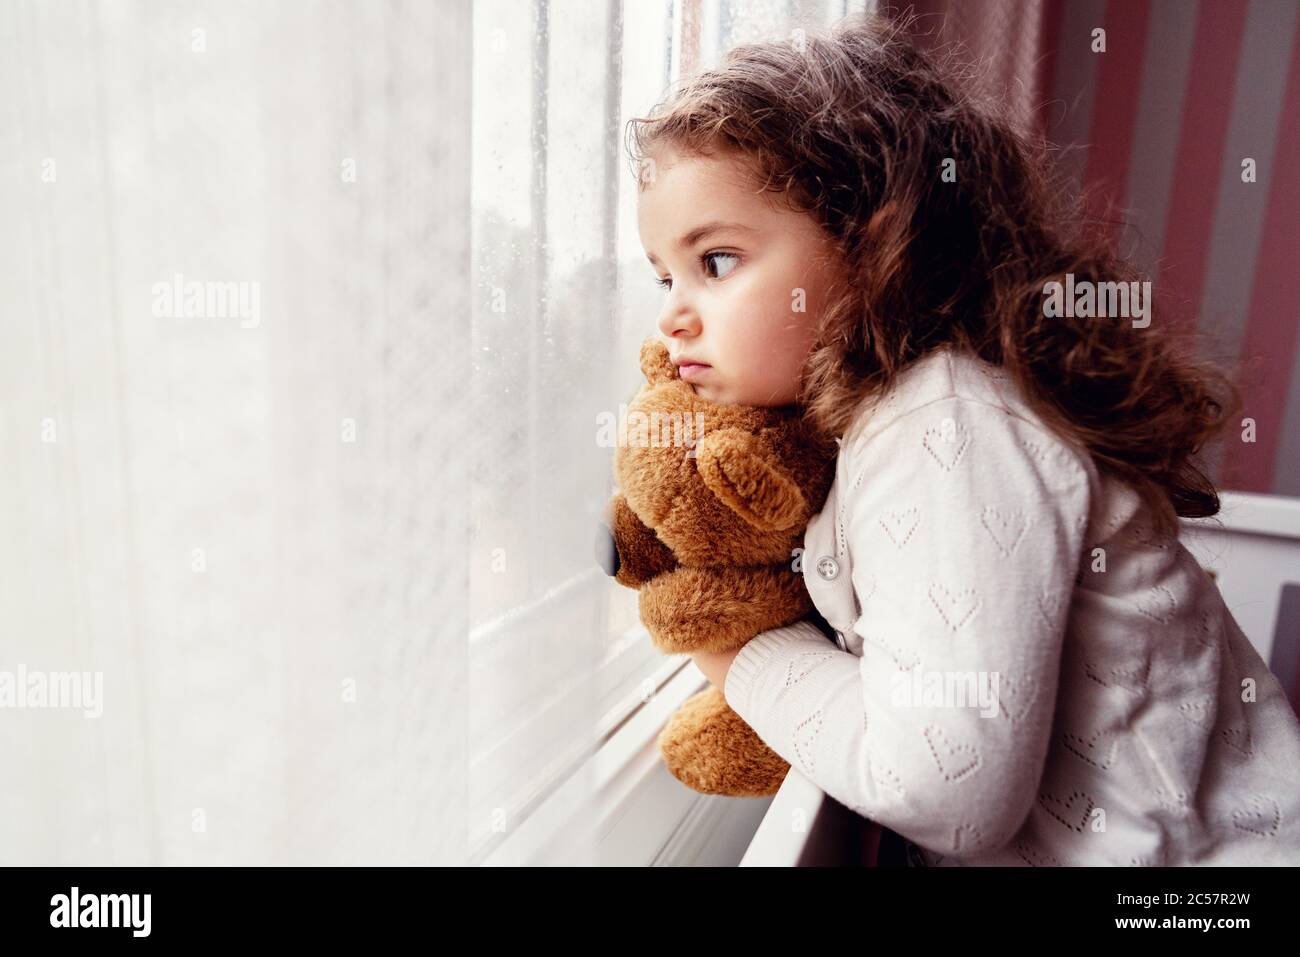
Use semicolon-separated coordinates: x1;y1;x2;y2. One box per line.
691;646;743;692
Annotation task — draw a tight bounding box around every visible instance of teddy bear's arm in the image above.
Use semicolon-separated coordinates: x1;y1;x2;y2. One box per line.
604;493;679;588
694;428;811;532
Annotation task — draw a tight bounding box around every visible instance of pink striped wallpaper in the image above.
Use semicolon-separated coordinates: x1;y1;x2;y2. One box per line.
907;0;1300;496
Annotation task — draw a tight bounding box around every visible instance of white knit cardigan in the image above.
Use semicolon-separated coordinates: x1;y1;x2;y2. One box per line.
724;347;1300;865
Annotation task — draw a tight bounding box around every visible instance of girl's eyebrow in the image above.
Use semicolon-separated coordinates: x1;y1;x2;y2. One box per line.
646;221;756;265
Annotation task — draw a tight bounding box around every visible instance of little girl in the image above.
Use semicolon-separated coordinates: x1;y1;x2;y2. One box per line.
629;13;1300;865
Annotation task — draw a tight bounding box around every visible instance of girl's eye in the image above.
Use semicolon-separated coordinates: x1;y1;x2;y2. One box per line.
703;251;740;280
652;251;740;291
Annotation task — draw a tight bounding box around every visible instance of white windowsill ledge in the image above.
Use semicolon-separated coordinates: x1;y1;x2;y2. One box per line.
738;767;831;866
483;650;763;866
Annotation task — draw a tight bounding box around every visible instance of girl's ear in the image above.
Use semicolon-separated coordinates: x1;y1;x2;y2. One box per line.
639;337;680;385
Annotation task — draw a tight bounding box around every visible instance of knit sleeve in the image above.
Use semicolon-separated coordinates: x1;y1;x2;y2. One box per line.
724;395;1092;858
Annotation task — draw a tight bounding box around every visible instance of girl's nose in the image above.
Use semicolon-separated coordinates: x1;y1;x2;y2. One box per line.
657;295;701;340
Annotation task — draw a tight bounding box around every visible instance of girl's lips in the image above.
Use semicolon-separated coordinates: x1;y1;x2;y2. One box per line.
678;363;711;381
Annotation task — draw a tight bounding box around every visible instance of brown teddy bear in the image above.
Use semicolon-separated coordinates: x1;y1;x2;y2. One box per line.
597;337;837;797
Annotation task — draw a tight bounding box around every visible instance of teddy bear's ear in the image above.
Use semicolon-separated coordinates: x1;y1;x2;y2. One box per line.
639;337;679;385
695;427;811;532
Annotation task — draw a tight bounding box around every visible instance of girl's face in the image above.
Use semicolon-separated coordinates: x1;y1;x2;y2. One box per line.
637;146;845;407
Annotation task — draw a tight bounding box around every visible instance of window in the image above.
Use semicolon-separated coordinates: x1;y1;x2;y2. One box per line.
0;0;875;867
467;0;876;863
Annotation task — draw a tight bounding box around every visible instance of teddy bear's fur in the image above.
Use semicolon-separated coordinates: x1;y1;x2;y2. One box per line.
600;337;837;797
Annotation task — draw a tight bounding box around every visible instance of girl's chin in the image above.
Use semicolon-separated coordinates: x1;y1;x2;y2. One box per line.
690;383;717;401
696;386;745;407
688;381;751;407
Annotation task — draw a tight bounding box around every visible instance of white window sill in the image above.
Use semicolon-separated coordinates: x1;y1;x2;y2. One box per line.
738;767;833;866
480;629;862;866
481;636;775;866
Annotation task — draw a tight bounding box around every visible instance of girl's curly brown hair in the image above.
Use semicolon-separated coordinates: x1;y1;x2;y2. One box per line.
625;10;1242;541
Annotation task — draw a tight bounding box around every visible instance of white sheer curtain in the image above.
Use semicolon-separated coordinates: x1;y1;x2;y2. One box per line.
0;0;872;866
0;0;479;865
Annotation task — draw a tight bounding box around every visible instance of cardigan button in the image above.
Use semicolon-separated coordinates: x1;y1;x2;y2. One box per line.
815;555;840;581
